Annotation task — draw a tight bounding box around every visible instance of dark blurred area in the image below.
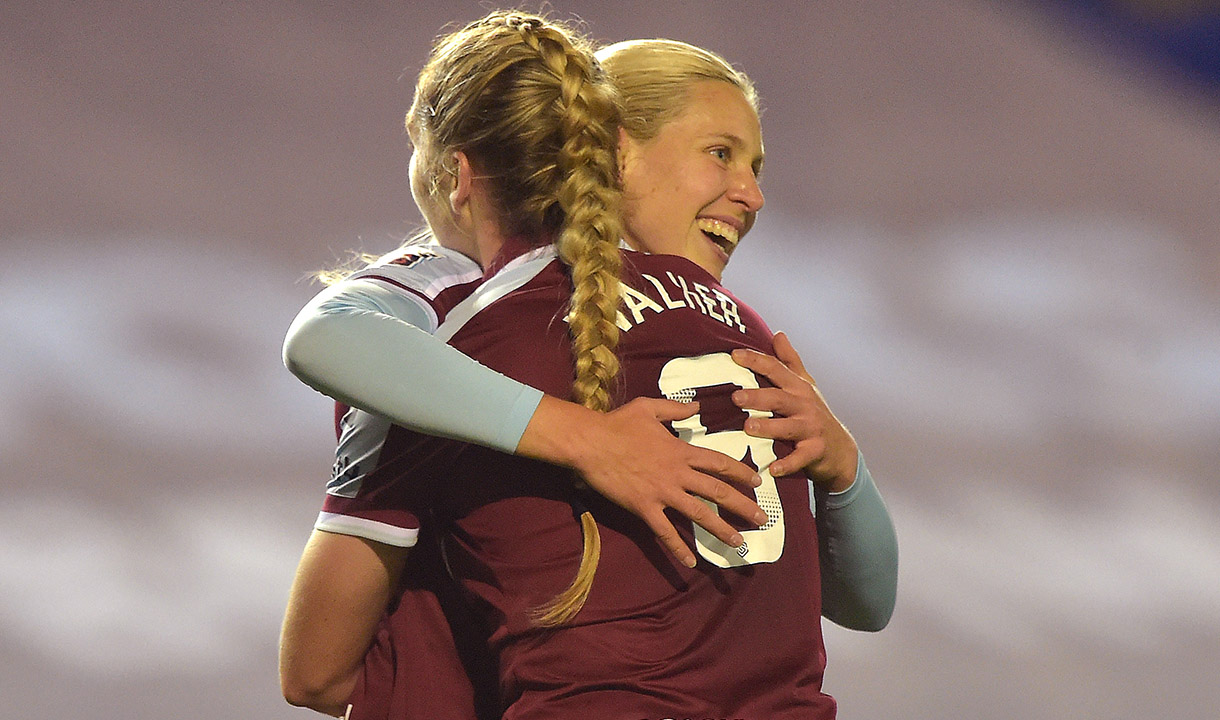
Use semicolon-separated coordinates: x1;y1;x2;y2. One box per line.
1048;0;1220;92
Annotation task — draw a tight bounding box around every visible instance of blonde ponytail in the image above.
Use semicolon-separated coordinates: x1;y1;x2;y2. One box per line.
514;16;624;628
407;11;624;627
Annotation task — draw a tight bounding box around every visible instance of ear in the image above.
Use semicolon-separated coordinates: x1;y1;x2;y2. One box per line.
449;150;474;218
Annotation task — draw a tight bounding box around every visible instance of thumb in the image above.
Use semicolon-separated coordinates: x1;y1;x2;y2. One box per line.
772;331;812;383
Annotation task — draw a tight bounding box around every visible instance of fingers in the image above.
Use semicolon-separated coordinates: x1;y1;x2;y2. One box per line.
669;449;769;553
730;346;791;382
646;514;698;568
731;347;806;393
644;489;765;569
743;415;820;444
686;445;761;488
630;396;700;423
668;490;760;553
683;469;766;523
732;387;804;417
766;442;822;478
732;335;818;392
771;331;814;383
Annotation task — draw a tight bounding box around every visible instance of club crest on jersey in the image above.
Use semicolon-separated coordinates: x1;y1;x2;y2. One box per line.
384;247;442;269
327;455;362;497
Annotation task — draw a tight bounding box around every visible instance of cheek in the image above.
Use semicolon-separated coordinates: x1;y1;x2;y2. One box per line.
408;157;426;204
622;194;679;252
683;167;722;202
623;160;679;216
621;158;703;253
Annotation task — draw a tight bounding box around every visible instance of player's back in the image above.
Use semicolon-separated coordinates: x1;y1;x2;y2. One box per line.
427;249;836;719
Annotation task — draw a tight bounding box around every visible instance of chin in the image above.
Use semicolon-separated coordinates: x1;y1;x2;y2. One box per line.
695;255;726;280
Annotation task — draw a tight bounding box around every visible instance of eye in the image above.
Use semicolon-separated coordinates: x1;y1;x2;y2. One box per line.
710;146;731;162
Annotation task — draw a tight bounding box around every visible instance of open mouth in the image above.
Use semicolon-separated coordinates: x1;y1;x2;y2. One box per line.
697;218;740;256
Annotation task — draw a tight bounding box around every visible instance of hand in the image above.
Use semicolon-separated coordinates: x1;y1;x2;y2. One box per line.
562;396;767;568
730;332;858;492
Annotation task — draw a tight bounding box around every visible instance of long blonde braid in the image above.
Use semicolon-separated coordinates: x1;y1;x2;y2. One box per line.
506;14;624;628
408;11;623;627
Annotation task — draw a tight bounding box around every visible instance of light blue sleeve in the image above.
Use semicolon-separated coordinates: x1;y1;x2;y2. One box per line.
282;279;543;453
814;450;899;632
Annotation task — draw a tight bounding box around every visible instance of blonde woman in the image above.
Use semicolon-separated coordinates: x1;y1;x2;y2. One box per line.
280;19;897;720
281;13;760;718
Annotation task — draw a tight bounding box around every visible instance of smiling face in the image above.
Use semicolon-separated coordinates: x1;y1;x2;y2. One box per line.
618;80;765;280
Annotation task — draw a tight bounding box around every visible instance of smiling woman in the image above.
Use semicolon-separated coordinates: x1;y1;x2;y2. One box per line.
618;79;765;279
279;21;896;720
604;40;765;280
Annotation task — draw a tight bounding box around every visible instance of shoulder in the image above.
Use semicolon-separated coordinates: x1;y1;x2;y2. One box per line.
437;246;564;340
342;242;484;322
350;242;482;301
620;250;744;308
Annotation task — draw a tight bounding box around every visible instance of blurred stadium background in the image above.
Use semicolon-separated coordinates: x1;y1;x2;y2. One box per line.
2;1;1218;717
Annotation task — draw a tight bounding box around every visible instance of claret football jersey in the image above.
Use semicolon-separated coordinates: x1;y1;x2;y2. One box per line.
306;241;495;720
323;246;835;720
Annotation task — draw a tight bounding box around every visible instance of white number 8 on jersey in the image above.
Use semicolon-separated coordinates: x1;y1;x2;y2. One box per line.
659;353;785;567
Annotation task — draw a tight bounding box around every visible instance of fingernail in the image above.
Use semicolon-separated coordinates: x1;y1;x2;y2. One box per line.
744;419;757;433
685;556;697;568
752;473;763;487
754;510;768;525
730;533;744;547
732;391;745;405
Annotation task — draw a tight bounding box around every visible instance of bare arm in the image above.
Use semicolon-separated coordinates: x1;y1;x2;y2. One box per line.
279;530;409;716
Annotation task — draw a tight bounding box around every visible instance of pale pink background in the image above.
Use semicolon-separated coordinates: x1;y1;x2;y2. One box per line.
2;2;1218;718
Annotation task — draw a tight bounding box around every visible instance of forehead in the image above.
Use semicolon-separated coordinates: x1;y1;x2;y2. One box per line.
664;81;763;152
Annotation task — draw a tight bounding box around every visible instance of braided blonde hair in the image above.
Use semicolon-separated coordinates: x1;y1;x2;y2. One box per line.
409;11;623;627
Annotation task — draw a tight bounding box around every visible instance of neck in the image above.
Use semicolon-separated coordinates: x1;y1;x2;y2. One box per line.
483;234;545;278
466;181;510;269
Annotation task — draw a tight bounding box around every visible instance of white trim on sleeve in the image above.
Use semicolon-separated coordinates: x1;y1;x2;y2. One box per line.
314;512;420;548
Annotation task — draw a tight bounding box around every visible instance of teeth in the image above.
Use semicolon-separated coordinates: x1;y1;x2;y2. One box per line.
697;218;739;251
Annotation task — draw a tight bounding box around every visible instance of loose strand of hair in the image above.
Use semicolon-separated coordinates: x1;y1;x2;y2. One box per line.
529;509;602;627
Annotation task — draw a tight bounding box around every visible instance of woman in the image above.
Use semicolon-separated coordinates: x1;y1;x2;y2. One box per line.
280;14;897;719
599;38;897;636
281;12;635;716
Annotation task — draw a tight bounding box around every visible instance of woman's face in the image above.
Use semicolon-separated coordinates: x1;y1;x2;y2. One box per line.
618;80;765;280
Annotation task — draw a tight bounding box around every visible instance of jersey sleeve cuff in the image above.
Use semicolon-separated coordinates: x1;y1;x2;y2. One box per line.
499;386;545;453
314;512;420;548
823;449;870;510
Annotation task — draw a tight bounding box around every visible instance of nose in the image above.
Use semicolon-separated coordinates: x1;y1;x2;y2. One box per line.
728;169;765;213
